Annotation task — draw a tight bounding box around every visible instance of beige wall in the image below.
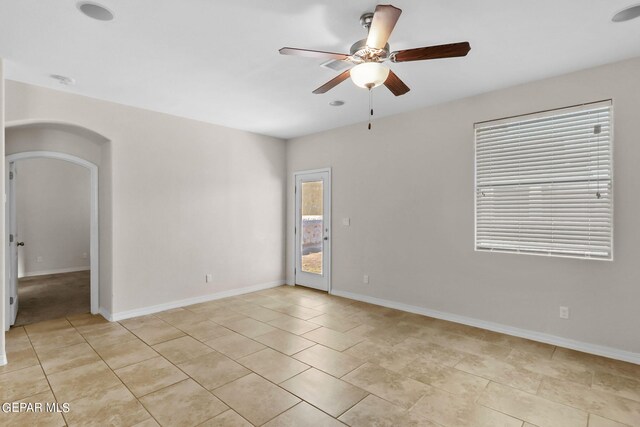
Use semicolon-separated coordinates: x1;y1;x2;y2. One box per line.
15;158;90;276
286;57;640;357
4;81;286;317
1;59;6;362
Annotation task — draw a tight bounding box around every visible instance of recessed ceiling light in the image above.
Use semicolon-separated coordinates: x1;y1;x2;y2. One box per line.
50;74;76;86
612;4;640;22
77;2;114;21
329;100;345;107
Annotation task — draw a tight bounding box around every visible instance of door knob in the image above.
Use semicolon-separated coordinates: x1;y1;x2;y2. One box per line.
17;242;24;246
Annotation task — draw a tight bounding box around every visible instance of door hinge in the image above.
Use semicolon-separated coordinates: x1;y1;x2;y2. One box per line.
10;297;14;305
9;234;14;243
9;171;14;180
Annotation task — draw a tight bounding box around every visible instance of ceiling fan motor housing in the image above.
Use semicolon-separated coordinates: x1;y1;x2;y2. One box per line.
350;38;389;62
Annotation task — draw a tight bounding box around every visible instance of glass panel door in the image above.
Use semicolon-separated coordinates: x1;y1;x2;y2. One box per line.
295;170;330;291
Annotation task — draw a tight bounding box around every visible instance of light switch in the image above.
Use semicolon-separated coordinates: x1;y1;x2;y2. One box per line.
342;217;350;226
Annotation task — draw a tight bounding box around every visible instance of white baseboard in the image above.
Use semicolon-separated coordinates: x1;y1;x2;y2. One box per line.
105;280;285;322
0;352;7;366
331;289;640;365
21;266;90;278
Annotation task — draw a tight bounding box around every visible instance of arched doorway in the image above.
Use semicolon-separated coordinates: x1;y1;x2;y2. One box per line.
4;120;110;330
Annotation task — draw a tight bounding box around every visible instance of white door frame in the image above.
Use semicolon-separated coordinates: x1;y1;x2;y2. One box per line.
294;168;331;292
5;151;99;329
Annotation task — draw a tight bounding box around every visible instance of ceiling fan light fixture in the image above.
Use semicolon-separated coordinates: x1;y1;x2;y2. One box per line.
350;62;390;89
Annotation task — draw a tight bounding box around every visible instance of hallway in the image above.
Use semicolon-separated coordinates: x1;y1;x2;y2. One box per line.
14;271;90;326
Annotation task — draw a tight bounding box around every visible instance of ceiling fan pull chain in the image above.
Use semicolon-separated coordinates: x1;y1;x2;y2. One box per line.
368;86;373;130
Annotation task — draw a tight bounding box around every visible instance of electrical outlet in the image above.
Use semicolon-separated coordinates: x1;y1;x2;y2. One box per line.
36;256;43;263
559;306;570;319
363;275;369;284
205;274;213;283
81;252;88;259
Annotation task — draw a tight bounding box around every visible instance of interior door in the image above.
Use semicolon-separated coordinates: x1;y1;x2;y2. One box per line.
7;161;19;327
295;170;331;291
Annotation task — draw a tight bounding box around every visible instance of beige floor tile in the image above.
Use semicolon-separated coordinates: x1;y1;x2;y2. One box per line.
132;419;161;427
292;344;364;377
115;356;188;397
455;353;542;393
538;377;640;426
25;318;73;335
339;394;438;427
411;385;523;427
552;348;640;380
592;371;640;402
0;365;50;401
198;409;253;426
93;338;159;370
400;358;489;399
180;320;235;342
120;315;167;330
5;327;33;352
81;323;139;349
588;414;629;427
506;348;593;386
280;368;368;417
273;304;324;320
140;379;228;426
205;332;266;359
66;312;110;328
1;390;65;427
479;330;556;358
302;327;364;351
64;384;151;427
213;373;300;426
178;351;250;390
0;346;40;374
393;337;467;367
38;342;101;375
268;315;321;335
235;305;287;323
419;328;512;360
308;313;361;333
345;340;417;372
254;329;315;355
130;321;185;345
342;363;428;410
263;402;345;427
48;359;121;402
478;381;588;427
155;308;208;328
238;348;309;383
152;335;213;364
222;317;278;338
29;328;86;352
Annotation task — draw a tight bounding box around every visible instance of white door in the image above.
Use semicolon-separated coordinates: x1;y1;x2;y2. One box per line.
6;162;19;328
295;169;331;291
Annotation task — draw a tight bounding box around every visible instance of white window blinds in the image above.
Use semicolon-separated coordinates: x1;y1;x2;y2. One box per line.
475;101;613;260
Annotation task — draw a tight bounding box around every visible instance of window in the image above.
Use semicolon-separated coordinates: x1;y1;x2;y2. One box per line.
475;101;613;260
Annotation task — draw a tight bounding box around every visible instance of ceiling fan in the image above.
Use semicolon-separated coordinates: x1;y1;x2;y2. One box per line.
279;4;471;96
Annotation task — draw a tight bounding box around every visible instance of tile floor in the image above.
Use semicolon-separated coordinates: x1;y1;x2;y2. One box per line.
1;285;639;426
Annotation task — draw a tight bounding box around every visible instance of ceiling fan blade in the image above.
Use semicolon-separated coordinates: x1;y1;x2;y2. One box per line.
279;47;350;61
384;70;410;96
391;42;471;63
366;4;402;50
312;70;351;94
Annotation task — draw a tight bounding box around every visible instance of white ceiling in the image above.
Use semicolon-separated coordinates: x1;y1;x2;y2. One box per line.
1;1;639;139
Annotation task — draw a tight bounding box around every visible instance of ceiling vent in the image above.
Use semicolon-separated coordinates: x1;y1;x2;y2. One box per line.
320;59;351;72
